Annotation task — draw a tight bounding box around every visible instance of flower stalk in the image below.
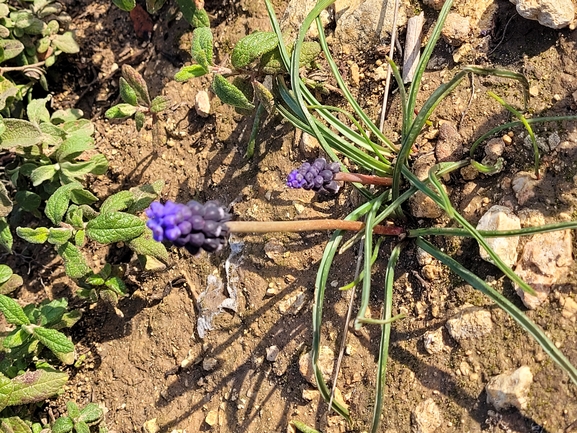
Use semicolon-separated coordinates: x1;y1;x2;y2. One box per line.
225;220;402;235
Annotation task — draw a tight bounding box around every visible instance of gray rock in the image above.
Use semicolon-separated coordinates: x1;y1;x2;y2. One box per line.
446;304;493;342
485;137;505;160
335;0;407;54
510;0;576;29
423;328;448;355
281;0;333;39
511;172;540;205
435;122;463;162
486;366;533;411
514;229;573;309
441;13;471;46
299;346;334;386
411;398;443;433
476;205;521;268
409;153;444;218
195;90;210;117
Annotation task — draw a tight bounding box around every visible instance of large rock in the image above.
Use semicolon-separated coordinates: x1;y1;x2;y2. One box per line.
299;346;334;386
281;0;333;39
445;304;493;342
486;366;533;411
476;205;521;268
510;0;576;29
411;398;443;433
514;229;573;309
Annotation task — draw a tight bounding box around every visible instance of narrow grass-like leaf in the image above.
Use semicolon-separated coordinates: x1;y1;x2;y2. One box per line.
409;220;577;238
416;237;577;386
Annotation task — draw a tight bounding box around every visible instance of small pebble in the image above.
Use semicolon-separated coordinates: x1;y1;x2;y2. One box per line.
205;410;218;426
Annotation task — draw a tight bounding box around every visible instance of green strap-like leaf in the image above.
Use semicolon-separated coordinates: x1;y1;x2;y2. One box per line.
0;294;30;326
86;212;145;244
212;74;255;110
191;27;213;71
231;31;278;69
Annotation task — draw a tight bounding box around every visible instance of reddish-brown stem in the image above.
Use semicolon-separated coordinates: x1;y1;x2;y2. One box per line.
226;220;403;236
333;172;393;186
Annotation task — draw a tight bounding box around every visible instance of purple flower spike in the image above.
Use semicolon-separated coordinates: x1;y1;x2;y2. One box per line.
145;200;231;254
286;158;341;193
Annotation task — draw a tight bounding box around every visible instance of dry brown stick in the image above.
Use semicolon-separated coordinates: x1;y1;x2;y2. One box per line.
402;12;425;84
226;220;403;236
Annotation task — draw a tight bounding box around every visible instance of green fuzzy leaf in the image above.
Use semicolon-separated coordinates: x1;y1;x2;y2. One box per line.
0;218;12;253
27;96;51;125
57;242;90;278
45;183;82;225
74;229;85;247
5;369;68;406
0;183;12;218
112;0;136;11
0;294;30;326
0;119;43;149
66;206;84;229
212;74;255;110
67;401;80;419
191;8;210;28
128;228;169;262
32;327;75;363
176;0;198;25
150;96;170;113
0;265;11;285
3;328;29;348
0;39;24;62
0;416;33;433
0;5;8;18
48;228;73;245
122;64;151;106
55;309;81;330
252;80;275;113
54;134;94;161
51;416;74;433
105;277;127;296
24;18;45;35
134;111;145;131
119;77;138;106
75;421;90;433
105;103;138;119
100;190;134;214
191;27;213;71
14;191;41;214
38;298;68;326
59;155;108;183
60;119;94;136
52;32;79;54
40;122;67;146
70;188;98;205
99;289;118;306
174;64;207;81
86;212;145;244
12;11;34;28
127;180;164;213
78;402;104;423
30;164;57;186
85;274;105;286
231;31;278;69
146;0;167;14
16;227;49;244
51;109;83;124
37;36;50;53
299;41;321;66
0;274;24;295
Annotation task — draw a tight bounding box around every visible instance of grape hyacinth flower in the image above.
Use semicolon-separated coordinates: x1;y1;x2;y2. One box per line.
286;158;341;193
146;200;231;255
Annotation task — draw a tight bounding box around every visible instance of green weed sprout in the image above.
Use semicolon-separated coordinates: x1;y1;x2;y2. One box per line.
51;401;105;433
258;0;577;429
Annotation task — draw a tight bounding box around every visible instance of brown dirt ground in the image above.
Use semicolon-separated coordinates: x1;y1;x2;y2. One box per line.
6;0;577;432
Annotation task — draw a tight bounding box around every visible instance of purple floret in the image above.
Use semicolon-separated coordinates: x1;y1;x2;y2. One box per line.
286;158;341;193
145;200;231;254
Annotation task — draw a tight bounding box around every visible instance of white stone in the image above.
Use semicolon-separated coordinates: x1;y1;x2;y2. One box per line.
476;205;521;268
278;290;306;315
266;345;280;362
205;410;218;427
299;346;334;386
561;296;577;320
510;0;575;29
281;0;333;39
423;328;447;355
445;305;493;342
411;398;443;433
441;13;471;46
486;366;533;411
194;90;210;117
514;229;573;309
202;357;218;371
512;172;541;205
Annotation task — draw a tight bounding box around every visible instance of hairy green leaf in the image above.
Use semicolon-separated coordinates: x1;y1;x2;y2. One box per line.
135;111;145;131
45;183;82;224
231;31;278;69
174;64;207;81
27;96;51;125
69;188;98;205
105;103;138;119
0;274;23;295
0;218;12;253
151;96;170;113
191;8;209;27
54;134;94;161
51;108;83;124
3;328;29;348
67;401;80;419
40;122;67;146
122;64;151;106
30;164;57;186
128;228;169;262
299;41;321;66
212;74;255;110
146;0;167;13
112;0;136;11
191;27;213;71
78;402;104;423
0;119;43;149
252;80;275;113
0;294;30;326
32;327;75;363
119;77;138;106
52;32;79;54
57;242;90;279
60;119;94;137
74;229;85;247
5;369;68;406
86;212;145;244
0;265;11;285
48;228;73;245
100;191;134;214
51;416;74;433
14;191;41;214
127;180;164;213
0;183;11;218
0;416;33;433
0;39;24;62
105;277;127;296
16;227;49;244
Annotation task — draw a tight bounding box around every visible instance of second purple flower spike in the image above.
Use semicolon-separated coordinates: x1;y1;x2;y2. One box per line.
286;158;341;193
